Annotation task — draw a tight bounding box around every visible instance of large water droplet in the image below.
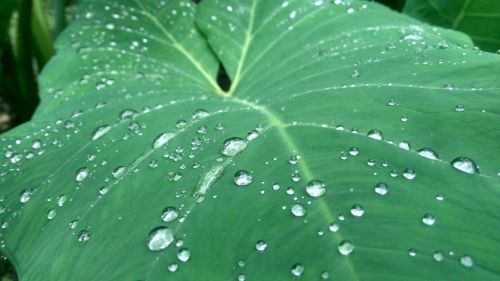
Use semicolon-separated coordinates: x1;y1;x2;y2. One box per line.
338;240;354;255
418;148;439;160
147;227;174;251
76;167;90;182
153;132;175;149
451;157;478;174
92;125;112;141
161;207;179;222
221;137;247;156
234;170;252;186
305;180;326;197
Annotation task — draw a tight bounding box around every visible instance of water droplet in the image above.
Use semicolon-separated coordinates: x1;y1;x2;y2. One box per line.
306;180;326;197
408;248;417;257
348;147;359;156
153;132;175;149
291;263;304;276
433;251;444;262
291;170;301;182
350;204;365;217
161;207;179;222
418;149;439;160
321;271;330;279
119;109;137;120
460;255;474;268
77;230;91;243
403;168;416;180
338;240;354;255
255;240;268;252
192;109;209;120
451;157;478;174
399;141;411;150
168;263;178;272
19;189;34;203
91;125;112;140
147;227;174;251
291;204;306;217
374;182;389;196
221;137;247;156
57;194;67;207
422;214;436;226
112;166;127;178
47;209;56;220
289;154;300;165
177;248;191;262
329;222;339;232
76;167;90;182
367;129;383;140
234;170;252;186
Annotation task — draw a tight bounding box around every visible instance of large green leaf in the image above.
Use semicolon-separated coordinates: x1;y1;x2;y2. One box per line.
404;0;500;52
1;0;500;280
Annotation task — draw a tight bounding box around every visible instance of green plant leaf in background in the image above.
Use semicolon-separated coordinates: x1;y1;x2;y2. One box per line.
404;0;500;52
1;0;500;280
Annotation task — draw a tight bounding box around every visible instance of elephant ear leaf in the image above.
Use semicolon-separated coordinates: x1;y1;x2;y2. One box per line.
404;0;500;52
1;0;500;281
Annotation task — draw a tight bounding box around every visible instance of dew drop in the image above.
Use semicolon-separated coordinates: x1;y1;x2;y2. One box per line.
147;227;174;251
153;132;175;149
460;255;474;268
328;222;339;232
234;170;252;186
338;240;354;256
255;240;268;252
367;129;383;140
291;204;306;217
402;168;416;180
291;263;304;276
374;182;389;195
112;166;127;178
433;251;444;262
305;180;326;197
47;209;56;220
75;167;90;182
222;137;247;156
177;248;191;262
192;109;209;120
19;189;34;203
168;263;178;272
418;149;439;160
408;248;417;257
91;125;112;141
350;204;365;217
161;207;179;222
422;214;436;226
77;230;91;243
451;157;478;174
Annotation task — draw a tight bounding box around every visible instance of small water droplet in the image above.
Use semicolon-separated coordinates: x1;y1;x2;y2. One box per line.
433;251;444;262
19;189;34;203
76;167;90;182
291;204;306;217
234;170;252;186
222;137;247;156
47;209;56;220
168;263;178;272
350;204;365;217
255;240;268;252
408;248;417;257
112;166;127;178
403;168;416;180
291;263;304;276
147;227;174;251
422;214;436;226
153;132;175;149
91;125;112;141
367;129;383;140
418;149;439;160
306;180;326;197
177;248;191;262
338;240;354;255
460;255;474;268
329;222;339;232
374;182;389;196
161;207;179;222
77;230;91;243
192;109;209;119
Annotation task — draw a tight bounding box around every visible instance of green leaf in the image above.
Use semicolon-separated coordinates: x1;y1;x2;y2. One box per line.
404;0;500;52
1;0;500;280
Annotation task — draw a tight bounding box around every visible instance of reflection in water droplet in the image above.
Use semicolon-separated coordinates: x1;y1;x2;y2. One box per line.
161;207;179;222
153;132;175;149
234;170;252;186
422;214;436;226
306;180;326;197
451;157;478;174
338;240;354;255
177;248;191;262
255;240;268;252
147;227;174;251
291;204;306;217
76;167;90;182
222;137;247;156
460;255;474;268
291;263;304;276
